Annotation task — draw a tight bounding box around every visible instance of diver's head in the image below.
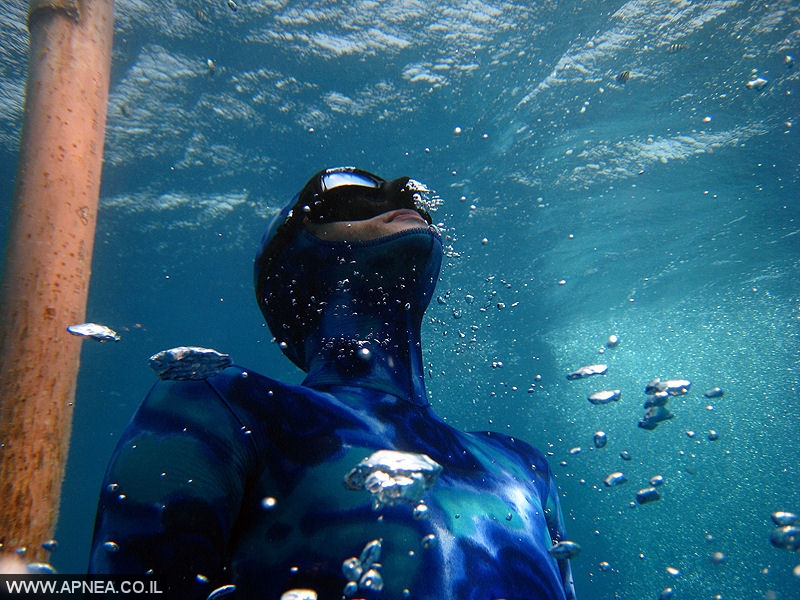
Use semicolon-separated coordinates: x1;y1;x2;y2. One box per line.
254;167;443;370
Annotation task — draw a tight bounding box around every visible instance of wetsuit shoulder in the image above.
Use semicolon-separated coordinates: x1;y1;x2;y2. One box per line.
466;430;577;600
467;430;554;483
88;366;268;595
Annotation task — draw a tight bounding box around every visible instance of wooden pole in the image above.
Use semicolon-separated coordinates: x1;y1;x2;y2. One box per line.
0;0;113;564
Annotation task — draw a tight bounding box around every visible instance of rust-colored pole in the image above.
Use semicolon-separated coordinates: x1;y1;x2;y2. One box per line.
0;0;113;563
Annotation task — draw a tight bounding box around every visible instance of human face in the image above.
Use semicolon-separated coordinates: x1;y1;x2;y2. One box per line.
305;209;431;242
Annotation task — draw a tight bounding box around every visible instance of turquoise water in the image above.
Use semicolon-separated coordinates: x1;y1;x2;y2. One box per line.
1;1;798;598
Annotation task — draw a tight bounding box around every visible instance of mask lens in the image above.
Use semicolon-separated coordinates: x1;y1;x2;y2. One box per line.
320;170;382;192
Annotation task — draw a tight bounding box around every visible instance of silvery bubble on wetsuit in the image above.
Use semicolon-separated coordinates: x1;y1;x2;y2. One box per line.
344;450;442;509
147;346;232;380
341;539;384;598
207;584;237;599
279;590;318;600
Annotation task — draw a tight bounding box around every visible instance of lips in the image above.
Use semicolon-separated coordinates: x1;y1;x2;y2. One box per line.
386;209;427;223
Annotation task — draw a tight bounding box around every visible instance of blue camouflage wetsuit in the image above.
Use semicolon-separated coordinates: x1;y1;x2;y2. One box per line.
89;219;576;600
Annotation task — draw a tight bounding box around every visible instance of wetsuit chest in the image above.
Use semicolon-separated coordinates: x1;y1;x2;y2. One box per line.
211;370;566;600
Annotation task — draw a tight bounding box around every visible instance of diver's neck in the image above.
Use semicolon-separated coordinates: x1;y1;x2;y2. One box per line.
301;303;429;407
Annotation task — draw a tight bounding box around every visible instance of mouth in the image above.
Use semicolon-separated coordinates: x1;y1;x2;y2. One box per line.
385;209;428;223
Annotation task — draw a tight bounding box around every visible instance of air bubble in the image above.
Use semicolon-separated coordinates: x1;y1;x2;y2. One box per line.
413;503;429;520
208;584;237;599
421;534;437;549
359;568;383;591
280;590;318;600
102;541;119;553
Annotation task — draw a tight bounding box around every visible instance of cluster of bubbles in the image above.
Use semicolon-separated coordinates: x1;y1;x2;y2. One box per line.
0;540;59;575
637;377;692;430
343;449;442;511
600;469;666;507
769;511;799;553
341;539;384;598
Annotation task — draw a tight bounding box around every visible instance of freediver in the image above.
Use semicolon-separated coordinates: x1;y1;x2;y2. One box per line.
88;167;577;600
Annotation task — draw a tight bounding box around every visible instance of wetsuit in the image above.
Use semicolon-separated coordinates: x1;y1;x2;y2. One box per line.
89;221;576;600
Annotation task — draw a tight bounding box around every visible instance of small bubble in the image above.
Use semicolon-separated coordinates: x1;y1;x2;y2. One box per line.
103;541;119;553
359;540;381;568
207;585;237;599
421;534;437;549
711;551;726;565
26;563;56;574
261;496;277;510
454;126;462;135
342;557;362;582
280;590;318;600
359;568;383;591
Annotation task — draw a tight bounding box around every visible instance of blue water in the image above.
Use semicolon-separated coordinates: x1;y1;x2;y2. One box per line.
1;1;799;598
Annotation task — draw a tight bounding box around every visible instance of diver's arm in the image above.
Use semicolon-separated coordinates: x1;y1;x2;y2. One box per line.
88;377;257;596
